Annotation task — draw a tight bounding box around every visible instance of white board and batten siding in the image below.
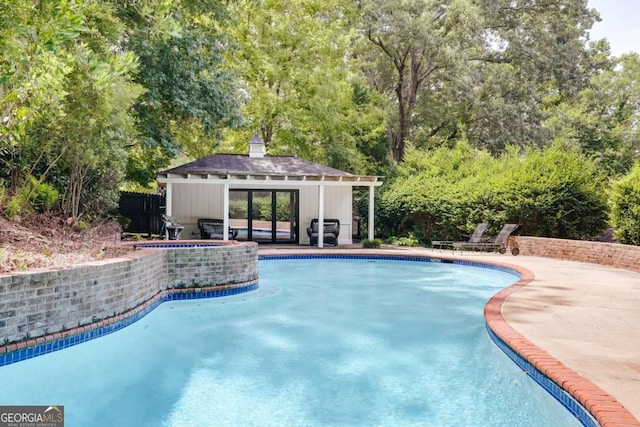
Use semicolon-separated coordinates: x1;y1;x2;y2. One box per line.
171;183;223;237
299;186;352;245
169;182;353;244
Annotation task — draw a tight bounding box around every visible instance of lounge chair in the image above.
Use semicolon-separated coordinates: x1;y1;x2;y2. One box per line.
432;223;488;250
197;218;238;240
306;218;340;246
453;223;519;255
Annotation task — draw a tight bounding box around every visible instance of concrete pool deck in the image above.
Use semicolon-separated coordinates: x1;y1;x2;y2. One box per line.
259;245;640;426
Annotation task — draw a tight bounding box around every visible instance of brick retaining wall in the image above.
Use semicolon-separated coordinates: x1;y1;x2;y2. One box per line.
514;236;640;273
0;242;258;344
167;243;258;288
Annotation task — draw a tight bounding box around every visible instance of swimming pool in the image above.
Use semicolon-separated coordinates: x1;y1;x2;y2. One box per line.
0;257;582;426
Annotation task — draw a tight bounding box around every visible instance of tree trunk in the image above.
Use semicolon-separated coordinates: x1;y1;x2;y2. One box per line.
66;162;88;222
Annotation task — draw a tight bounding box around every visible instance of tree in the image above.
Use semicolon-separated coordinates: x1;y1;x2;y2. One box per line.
358;0;485;162
0;0;84;193
0;0;141;220
54;49;141;220
222;0;389;174
545;53;640;176
358;0;601;160
115;0;243;185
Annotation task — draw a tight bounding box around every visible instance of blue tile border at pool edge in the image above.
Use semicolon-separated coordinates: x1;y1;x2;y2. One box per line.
486;327;599;427
0;282;258;367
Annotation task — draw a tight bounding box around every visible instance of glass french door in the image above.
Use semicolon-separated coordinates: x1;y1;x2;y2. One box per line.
229;189;298;243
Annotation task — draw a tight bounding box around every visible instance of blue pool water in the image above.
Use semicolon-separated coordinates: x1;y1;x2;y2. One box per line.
0;258;581;426
234;227;291;239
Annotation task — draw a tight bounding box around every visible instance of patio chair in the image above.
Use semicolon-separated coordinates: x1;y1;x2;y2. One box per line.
432;223;488;250
306;218;340;246
197;218;238;240
453;223;520;255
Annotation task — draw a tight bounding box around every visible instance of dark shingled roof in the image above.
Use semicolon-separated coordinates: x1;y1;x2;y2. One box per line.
161;154;354;177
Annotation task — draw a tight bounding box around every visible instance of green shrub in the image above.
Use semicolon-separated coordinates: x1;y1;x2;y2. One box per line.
117;215;132;230
5;187;31;218
74;220;89;231
379;141;608;240
27;176;59;212
610;164;640;245
229;198;248;218
362;238;382;248
388;234;422;247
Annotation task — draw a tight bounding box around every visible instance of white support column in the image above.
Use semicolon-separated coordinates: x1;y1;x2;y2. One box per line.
368;185;375;241
223;183;230;240
165;182;173;217
318;184;325;248
165;182;173;240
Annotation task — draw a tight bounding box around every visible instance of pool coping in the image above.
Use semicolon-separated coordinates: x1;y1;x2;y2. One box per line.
482;258;640;427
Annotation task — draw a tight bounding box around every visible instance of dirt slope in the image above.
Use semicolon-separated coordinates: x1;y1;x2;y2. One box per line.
0;214;129;274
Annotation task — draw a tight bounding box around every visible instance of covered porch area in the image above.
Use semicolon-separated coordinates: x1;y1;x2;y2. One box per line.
156;138;383;248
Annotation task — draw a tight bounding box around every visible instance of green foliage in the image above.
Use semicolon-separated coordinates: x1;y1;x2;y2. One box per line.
116;215;132;230
1;0;141;221
243;193;292;221
380;142;495;240
0;0;633;242
0;249;29;271
250;194;270;220
359;0;486;162
1;0;242;219
121;0;242;184
42;244;52;258
229;199;248;219
27;176;58;212
5;186;31;219
362;239;382;249
74;221;89;232
380;141;608;240
495;143;608;238
544;53;640;177
387;234;421;247
610;164;640;245
223;0;385;174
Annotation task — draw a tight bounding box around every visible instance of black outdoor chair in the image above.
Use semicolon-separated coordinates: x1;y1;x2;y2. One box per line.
306;218;340;246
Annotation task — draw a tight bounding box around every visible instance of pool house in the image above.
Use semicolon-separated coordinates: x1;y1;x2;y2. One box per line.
156;136;383;247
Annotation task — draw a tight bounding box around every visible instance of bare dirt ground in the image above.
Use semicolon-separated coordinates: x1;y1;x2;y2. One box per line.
0;213;131;274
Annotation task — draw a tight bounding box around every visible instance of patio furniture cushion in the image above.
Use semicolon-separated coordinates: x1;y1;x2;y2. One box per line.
306;218;340;246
